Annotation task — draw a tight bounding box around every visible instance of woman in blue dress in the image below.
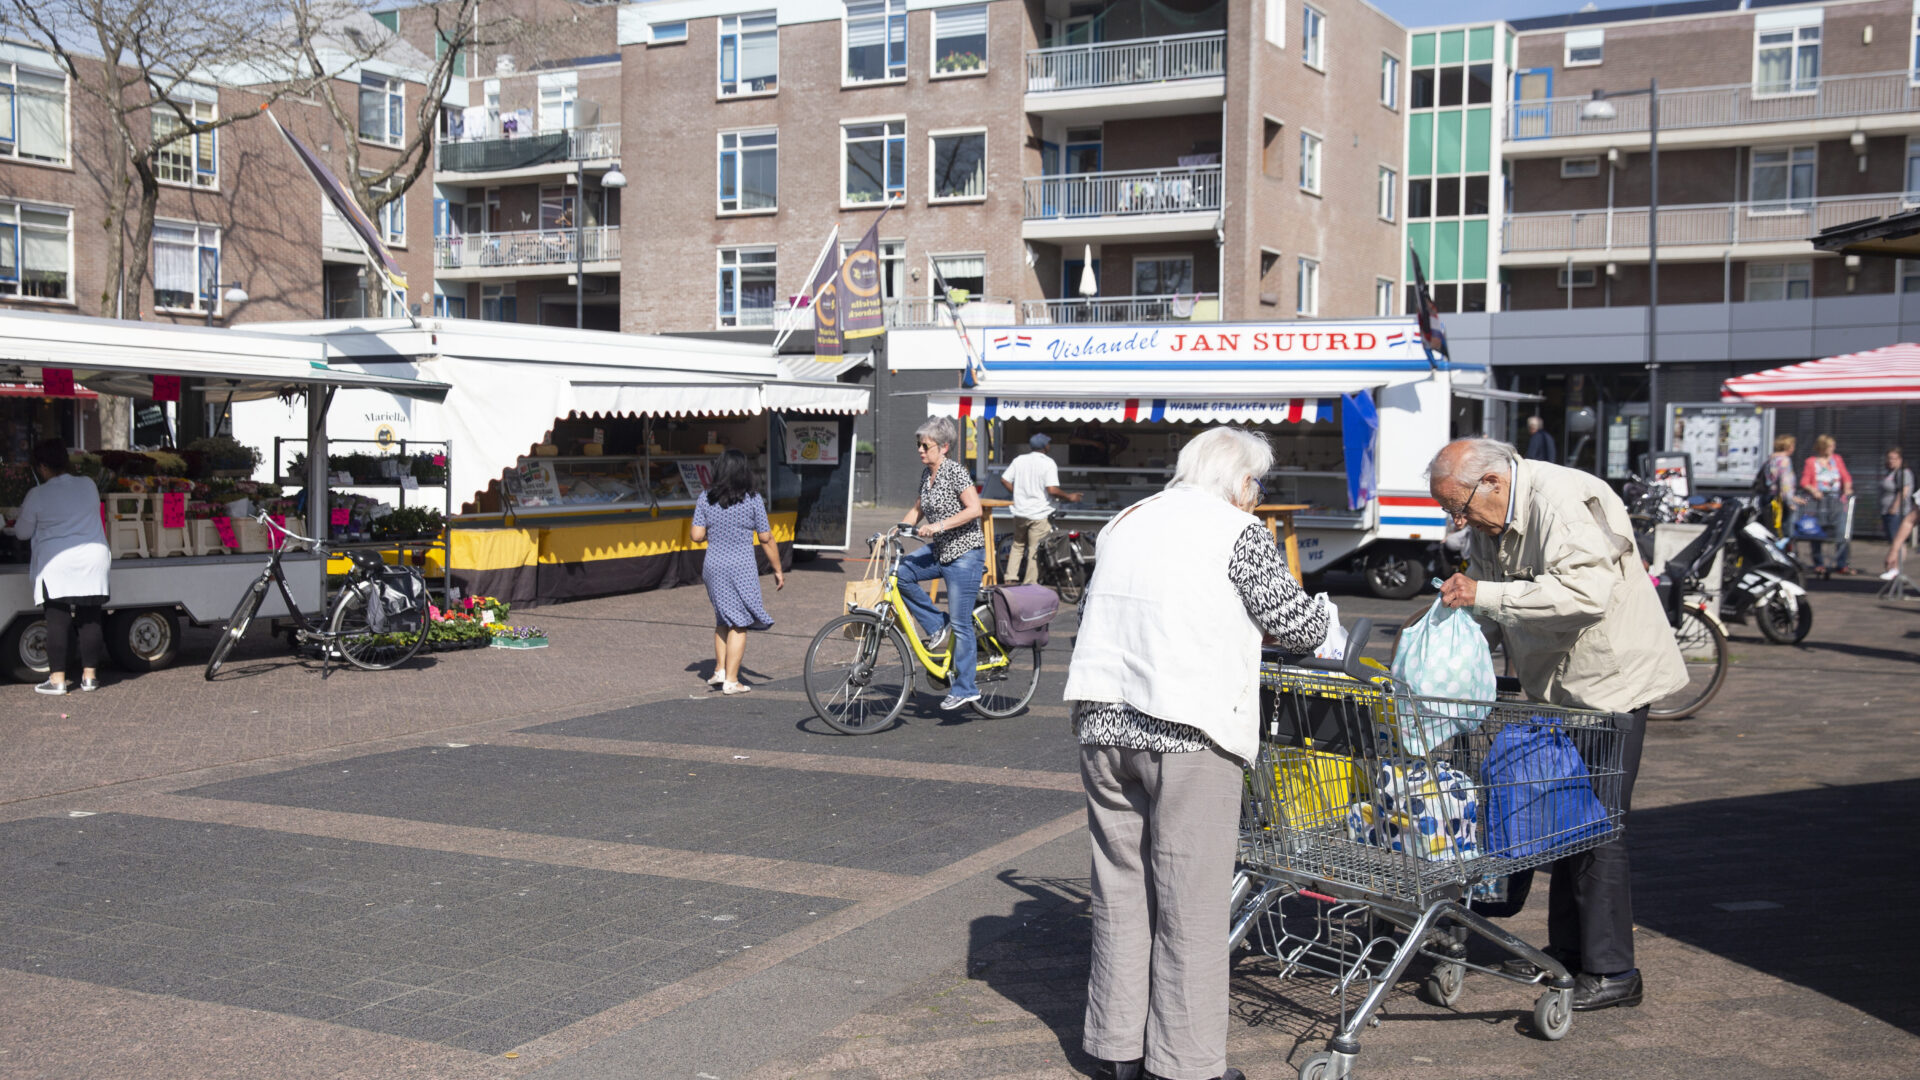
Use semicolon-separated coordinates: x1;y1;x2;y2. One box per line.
691;450;784;694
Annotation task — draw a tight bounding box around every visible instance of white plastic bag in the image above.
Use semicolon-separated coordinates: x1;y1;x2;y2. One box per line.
1312;596;1347;660
1389;581;1495;754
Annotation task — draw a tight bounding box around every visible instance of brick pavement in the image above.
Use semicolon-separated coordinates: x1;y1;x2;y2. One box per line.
1;517;1916;1080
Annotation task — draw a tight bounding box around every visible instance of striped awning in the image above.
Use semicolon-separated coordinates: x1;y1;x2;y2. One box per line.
927;393;1336;424
1721;342;1920;405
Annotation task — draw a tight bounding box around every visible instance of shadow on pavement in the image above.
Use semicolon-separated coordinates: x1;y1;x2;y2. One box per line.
967;871;1098;1075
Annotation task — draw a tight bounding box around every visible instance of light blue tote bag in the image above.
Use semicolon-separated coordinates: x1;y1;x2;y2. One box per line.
1389;581;1497;754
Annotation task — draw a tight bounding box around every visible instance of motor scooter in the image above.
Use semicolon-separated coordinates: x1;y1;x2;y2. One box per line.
1712;497;1812;644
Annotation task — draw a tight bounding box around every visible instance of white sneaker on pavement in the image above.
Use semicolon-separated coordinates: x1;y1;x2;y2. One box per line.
723;681;752;695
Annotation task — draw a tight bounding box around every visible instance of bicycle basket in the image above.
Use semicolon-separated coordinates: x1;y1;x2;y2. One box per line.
365;564;426;633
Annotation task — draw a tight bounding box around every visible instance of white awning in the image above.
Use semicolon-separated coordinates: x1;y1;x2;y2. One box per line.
779;353;871;381
763;382;871;414
926;392;1336;424
569;383;765;418
1450;385;1543;404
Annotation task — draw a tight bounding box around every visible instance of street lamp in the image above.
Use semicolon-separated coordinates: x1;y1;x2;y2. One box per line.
1583;79;1661;456
206;281;249;327
576;160;628;329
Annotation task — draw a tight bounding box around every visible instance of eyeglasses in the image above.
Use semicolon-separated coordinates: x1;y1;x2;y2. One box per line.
1440;479;1487;523
916;441;938;451
1253;478;1268;505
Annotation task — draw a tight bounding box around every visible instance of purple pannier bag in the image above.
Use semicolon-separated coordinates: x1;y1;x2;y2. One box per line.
987;584;1059;647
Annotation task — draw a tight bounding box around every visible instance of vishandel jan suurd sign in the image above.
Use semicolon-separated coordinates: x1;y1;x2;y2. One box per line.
981;322;1428;365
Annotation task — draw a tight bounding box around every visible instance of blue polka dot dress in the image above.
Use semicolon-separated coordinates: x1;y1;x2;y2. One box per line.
695;492;774;631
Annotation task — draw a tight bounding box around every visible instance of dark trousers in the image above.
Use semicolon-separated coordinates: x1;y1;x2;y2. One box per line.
44;600;105;677
1480;706;1647;976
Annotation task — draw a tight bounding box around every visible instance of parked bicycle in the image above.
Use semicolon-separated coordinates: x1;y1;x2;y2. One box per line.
803;524;1052;733
996;523;1095;603
205;512;429;679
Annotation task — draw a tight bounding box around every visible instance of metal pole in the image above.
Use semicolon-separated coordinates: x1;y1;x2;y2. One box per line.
575;158;585;329
1647;77;1661;454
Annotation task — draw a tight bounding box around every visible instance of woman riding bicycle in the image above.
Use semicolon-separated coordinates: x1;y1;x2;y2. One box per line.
898;417;986;711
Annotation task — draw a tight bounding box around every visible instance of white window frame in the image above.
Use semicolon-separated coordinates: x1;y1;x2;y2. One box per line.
718;128;779;214
1302;5;1325;71
1906;134;1920;204
0;62;73;166
538;73;577;131
358;73;405;147
1557;265;1597;288
1746;260;1812;301
1295;256;1319;316
928;251;986;300
1560;156;1601;178
843;237;906;302
650;21;688;45
719;11;779;97
718;245;779;327
844;0;908;86
1753;15;1821;98
1132;254;1194;296
366;174;406;246
931;5;989;78
1374;277;1395;317
481;283;516;322
152;98;218;190
1564;28;1603;67
151;220;220;314
841;117;906;208
1299;130;1322;195
1265;0;1285;49
1380;52;1399;110
928;128;986;203
1749;144;1816;212
0;199;74;302
1377;165;1396;221
1912;4;1920;86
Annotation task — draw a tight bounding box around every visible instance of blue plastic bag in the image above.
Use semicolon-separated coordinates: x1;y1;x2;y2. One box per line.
1791;512;1827;540
1482;718;1611;859
1388;583;1495;754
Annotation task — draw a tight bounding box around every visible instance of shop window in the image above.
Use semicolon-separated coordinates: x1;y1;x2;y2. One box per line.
1378;166;1396;221
358;73;404;146
1750;145;1815;211
0;201;71;300
1380;53;1399;109
152;221;219;312
1299;131;1321;194
719;246;778;326
845;0;907;84
930;130;986;201
720;12;779;95
1133;255;1193;295
0;64;71;164
1301;5;1324;70
720;129;778;212
1565;28;1603;67
1755;20;1820;96
843;119;905;205
1746;260;1811;301
152;97;217;189
1375;277;1395;316
932;6;987;75
1296;256;1319;316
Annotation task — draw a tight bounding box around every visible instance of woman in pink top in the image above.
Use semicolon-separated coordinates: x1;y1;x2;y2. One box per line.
1798;434;1854;576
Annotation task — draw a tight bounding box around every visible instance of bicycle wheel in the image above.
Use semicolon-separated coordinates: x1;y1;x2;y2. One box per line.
1755;586;1813;644
1051;560;1087;605
1649;606;1728;721
805;613;912;734
327;577;428;671
205;576;268;680
969;635;1042;718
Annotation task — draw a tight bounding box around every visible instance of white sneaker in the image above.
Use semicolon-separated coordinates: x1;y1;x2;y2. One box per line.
708;672;728;687
723;681;752;695
1879;567;1901;581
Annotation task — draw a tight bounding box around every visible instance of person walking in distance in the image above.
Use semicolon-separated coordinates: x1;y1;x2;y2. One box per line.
1879;448;1912;546
691;450;784;695
1799;434;1854;577
999;433;1081;584
1430;437;1686;1012
1523;416;1557;463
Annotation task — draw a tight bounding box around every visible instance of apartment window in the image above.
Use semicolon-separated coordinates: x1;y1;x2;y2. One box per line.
481;284;516;322
370;176;405;245
719;130;778;212
1298;131;1321;194
1565;28;1603;66
846;0;907;84
650;21;687;45
1407;178;1431;218
358;74;404;146
1561;156;1601;179
1467;63;1493;104
1262;118;1283;176
1295;257;1319;315
843;119;905;205
930;131;985;201
0;65;70;164
1913;10;1920;84
1746;260;1811;301
1464;175;1490;215
1906;136;1920;200
153;222;220;312
1411;67;1435;109
1134;255;1193;295
933;5;987;75
1301;6;1325;70
538;74;576;130
1557;266;1597;288
1377;166;1396;221
1750;145;1815;211
0;202;70;300
1264;0;1284;48
931;253;984;299
1380;53;1399;109
1261;248;1281;278
433;293;466;318
152;99;217;189
719;246;778;326
720;12;779;95
1374;277;1395;316
1755;22;1820;96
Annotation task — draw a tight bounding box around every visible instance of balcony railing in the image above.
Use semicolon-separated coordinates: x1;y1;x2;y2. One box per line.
434;124;621;172
1509;70;1920;140
434;226;621;270
1021;294;1220;324
887;296;1020;327
1026;32;1226;93
1023;165;1223;221
1502;192;1913;253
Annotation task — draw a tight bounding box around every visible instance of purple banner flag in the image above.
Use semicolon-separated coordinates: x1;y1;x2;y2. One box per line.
811;241;844;356
839;211;889;342
268;111;407;294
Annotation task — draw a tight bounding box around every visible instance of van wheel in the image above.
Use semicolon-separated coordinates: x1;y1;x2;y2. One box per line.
2;616;51;682
108;609;181;672
1366;551;1427;600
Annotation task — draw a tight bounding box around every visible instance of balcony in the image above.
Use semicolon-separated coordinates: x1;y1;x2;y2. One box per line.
1021;294;1220;324
1021;165;1223;242
433;124;621;177
433;226;621;280
1501;191;1911;264
1507;70;1920;153
1026;33;1226;120
887;296;1020;328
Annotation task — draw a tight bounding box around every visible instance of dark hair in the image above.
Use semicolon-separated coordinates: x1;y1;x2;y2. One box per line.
31;438;69;474
706;449;758;509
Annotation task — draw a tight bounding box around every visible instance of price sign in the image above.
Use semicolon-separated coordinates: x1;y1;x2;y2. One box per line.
151;374;181;402
330;507;351;526
213;517;238;548
161;492;187;529
400;476;419;490
677;461;712;500
41;368;74;396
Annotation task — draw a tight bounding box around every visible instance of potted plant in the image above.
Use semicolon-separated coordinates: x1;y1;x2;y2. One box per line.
186;436;264;478
937;50;983;73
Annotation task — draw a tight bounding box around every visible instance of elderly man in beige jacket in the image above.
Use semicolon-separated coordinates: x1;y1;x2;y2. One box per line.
1430;437;1686;1014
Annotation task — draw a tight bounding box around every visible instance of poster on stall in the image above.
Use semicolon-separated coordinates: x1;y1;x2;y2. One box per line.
769;413;857;550
784;422;841;466
504;460;561;507
1668;403;1771;487
677;461;713;500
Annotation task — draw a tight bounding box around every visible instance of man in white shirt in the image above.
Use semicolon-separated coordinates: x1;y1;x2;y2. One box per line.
999;433;1081;584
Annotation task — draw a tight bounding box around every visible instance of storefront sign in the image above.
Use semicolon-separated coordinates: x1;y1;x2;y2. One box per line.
784;422;840;465
982;322;1425;369
505;461;560;506
1668;403;1770;487
933;394;1336;424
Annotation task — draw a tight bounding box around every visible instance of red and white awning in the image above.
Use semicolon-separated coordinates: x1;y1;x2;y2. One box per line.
927;393;1336;424
1721;342;1920;405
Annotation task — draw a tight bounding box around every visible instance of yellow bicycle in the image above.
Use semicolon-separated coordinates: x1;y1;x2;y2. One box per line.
804;525;1043;733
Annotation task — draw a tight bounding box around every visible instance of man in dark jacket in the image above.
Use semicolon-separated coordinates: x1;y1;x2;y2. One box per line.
1524;416;1557;463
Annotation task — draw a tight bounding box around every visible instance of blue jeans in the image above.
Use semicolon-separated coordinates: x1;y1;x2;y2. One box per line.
897;546;984;697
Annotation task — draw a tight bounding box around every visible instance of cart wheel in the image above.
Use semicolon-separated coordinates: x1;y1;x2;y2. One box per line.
1423;959;1465;1007
1533;988;1572;1041
1297;1051;1346;1080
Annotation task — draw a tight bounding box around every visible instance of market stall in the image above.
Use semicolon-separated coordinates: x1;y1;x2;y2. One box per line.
230;319;870;607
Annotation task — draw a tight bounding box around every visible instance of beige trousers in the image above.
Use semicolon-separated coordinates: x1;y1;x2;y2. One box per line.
1081;743;1242;1080
1006;515;1052;585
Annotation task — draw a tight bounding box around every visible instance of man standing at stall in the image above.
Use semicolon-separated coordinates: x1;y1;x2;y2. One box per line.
999;434;1080;584
1430;437;1685;1014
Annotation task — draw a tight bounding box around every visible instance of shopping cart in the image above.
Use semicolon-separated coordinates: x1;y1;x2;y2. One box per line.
1231;623;1631;1080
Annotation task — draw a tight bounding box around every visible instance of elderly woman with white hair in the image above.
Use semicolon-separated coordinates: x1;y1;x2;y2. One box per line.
898;415;988;710
1065;425;1332;1080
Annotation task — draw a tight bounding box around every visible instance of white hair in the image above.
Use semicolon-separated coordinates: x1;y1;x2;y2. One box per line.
1429;437;1518;486
915;416;958;451
1168;426;1273;505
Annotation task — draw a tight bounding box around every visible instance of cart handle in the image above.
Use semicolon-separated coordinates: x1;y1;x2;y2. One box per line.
1265;617;1375;682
